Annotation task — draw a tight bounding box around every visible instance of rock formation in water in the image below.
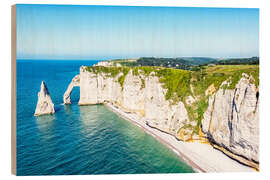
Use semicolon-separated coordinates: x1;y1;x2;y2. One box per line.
34;81;55;116
64;66;259;169
63;75;80;104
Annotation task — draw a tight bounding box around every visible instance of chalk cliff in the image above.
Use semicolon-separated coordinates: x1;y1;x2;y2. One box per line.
201;74;259;167
77;66;191;139
34;81;55;116
64;66;259;169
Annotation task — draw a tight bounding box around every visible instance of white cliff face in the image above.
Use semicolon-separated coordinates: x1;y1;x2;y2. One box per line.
34;81;55;116
78;66;122;105
77;67;189;137
201;95;214;134
143;74;190;137
94;61;113;67
66;66;259;167
202;74;259;163
63;75;80;104
94;61;122;67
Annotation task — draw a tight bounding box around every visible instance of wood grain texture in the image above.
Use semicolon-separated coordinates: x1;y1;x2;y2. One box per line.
11;4;16;175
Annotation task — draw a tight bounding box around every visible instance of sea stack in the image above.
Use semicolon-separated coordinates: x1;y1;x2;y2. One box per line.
34;81;55;116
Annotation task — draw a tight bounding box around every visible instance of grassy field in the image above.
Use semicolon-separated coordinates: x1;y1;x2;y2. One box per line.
193;65;259;94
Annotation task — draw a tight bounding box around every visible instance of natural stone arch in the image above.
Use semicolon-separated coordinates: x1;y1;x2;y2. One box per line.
63;75;80;104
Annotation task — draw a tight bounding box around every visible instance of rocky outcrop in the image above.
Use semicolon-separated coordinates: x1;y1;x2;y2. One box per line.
34;81;55;116
201;74;259;167
63;75;80;104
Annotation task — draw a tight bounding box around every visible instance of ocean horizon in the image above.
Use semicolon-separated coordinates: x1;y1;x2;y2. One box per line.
16;59;194;175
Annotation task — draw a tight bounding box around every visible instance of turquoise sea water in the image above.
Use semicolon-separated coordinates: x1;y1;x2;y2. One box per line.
16;60;194;175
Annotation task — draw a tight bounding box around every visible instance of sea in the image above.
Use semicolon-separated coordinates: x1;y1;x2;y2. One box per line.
16;59;194;175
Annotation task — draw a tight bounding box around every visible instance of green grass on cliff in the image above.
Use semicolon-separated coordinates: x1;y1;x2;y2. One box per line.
85;64;259;135
118;67;130;89
188;65;259;134
85;66;131;89
155;68;192;102
206;65;259;88
85;66;130;78
131;66;192;102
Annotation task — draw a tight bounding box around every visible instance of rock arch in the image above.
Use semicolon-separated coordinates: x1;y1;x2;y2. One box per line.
63;75;80;104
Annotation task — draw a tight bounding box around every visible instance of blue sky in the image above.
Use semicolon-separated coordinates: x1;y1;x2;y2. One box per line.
16;4;259;60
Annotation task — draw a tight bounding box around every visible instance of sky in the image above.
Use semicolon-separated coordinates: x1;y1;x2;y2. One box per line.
16;4;259;60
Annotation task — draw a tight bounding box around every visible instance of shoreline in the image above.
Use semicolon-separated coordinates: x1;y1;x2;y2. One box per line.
104;102;255;173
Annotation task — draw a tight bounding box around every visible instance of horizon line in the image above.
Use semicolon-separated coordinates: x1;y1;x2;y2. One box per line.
16;55;259;61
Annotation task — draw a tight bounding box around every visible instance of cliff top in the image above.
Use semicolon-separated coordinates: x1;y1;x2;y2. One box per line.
84;64;258;135
85;64;259;92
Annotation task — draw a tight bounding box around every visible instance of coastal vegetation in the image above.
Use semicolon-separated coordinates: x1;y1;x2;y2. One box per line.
85;64;259;135
107;56;259;70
